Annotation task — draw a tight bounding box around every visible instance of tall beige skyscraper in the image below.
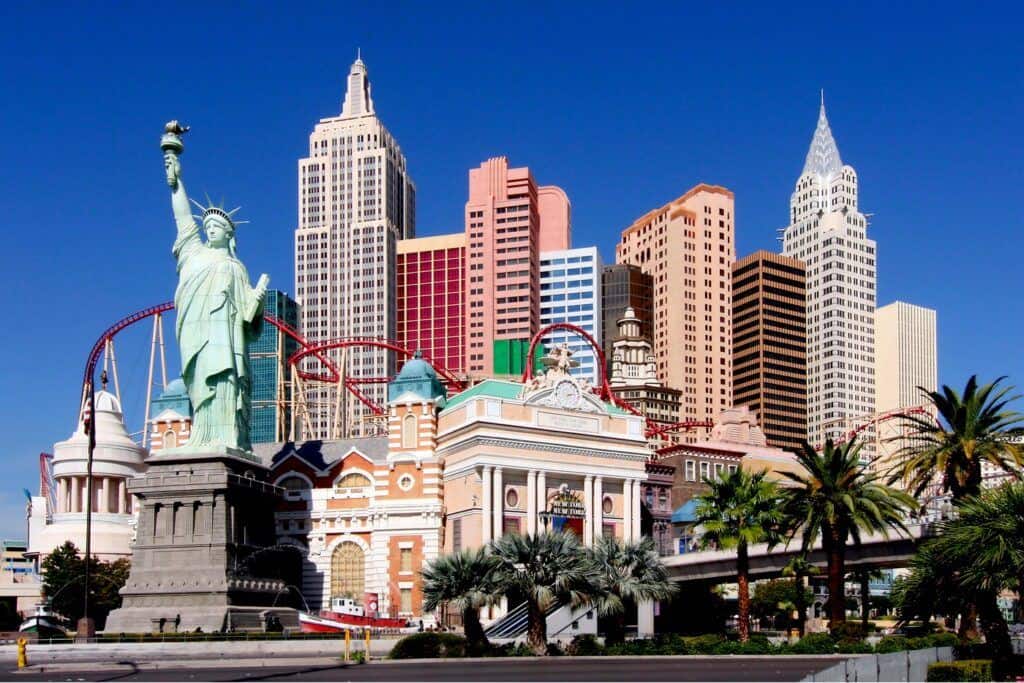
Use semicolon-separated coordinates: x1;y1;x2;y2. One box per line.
781;98;876;452
875;301;937;411
295;56;416;438
616;184;735;439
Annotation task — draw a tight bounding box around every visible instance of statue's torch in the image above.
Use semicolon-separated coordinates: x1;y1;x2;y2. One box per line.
161;120;189;187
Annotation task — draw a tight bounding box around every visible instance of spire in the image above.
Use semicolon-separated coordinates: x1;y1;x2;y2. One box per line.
802;91;842;180
341;52;374;118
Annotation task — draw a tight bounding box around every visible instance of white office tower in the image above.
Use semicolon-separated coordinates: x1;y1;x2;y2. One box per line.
782;97;877;456
295;56;416;438
540;247;603;385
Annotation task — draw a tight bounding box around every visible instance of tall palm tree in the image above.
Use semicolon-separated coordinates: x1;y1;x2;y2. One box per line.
890;376;1024;501
782;554;819;637
490;531;596;656
783;438;914;629
693;468;784;641
421;547;502;651
587;536;677;645
926;483;1024;659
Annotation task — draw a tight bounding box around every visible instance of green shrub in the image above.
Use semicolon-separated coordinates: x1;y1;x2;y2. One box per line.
713;639;774;655
388;632;468;659
926;660;992;682
953;640;992;661
830;622;867;641
837;640;874;654
874;636;909;654
566;634;604;656
652;633;689;655
789;632;837;654
350;650;366;664
927;632;959;648
685;633;727;654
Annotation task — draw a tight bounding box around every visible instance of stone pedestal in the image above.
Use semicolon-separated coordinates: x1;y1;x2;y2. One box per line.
104;450;299;634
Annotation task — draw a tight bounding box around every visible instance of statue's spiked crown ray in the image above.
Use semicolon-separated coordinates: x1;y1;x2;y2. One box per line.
190;195;249;228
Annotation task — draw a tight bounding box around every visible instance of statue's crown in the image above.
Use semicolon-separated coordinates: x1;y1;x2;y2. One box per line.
190;197;249;229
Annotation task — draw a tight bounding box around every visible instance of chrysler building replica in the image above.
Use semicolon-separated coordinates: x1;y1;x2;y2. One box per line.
295;55;416;438
782;96;877;454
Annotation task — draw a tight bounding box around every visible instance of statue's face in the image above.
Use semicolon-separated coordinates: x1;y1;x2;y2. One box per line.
204;216;232;248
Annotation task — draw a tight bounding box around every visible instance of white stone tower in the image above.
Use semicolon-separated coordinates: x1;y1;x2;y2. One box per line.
781;95;877;454
295;55;416;439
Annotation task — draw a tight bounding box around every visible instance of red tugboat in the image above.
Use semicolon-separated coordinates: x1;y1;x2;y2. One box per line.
298;597;412;634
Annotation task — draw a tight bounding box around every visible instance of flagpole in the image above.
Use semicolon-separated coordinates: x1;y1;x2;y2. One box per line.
79;374;97;640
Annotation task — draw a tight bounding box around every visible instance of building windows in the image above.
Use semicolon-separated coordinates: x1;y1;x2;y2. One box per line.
505;488;519;509
685;460;696;481
401;413;417;448
399;588;413;614
400;547;413;573
452;519;462;552
700;462;710;480
335;472;372;493
330;542;365;599
163;430;177;449
602;496;614;515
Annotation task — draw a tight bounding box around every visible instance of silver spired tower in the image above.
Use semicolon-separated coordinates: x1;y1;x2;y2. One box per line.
295;56;416;439
781;96;877;454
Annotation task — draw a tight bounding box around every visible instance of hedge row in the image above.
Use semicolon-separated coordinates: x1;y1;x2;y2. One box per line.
926;660;993;682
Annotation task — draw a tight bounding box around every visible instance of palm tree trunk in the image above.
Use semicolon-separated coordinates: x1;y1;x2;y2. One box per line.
826;531;846;628
526;598;548;656
462;606;488;652
958;602;979;640
794;571;807;638
736;543;750;642
604;612;626;646
977;591;1011;662
859;570;870;631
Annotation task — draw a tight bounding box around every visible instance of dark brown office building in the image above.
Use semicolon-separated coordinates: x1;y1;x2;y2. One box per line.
732;251;807;452
601;264;653;372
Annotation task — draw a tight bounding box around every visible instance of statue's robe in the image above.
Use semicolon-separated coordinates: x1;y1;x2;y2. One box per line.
173;222;262;451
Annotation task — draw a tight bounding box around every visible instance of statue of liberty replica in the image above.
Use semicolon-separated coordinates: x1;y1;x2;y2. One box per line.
162;121;269;454
106;123;299;635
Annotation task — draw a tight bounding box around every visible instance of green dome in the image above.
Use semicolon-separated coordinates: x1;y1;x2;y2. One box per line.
396;354;438;381
388;351;446;404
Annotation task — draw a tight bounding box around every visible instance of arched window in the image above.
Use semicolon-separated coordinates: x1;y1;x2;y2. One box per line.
401;413;417;449
330;542;365;600
335;472;372;492
278;475;311;492
164;430;177;449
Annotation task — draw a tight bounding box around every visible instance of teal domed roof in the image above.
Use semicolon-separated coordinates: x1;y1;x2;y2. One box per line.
160;378;188;398
152;377;193;418
388;351;446;405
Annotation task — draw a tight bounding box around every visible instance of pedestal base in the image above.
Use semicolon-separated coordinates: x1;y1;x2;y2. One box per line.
104;606;298;635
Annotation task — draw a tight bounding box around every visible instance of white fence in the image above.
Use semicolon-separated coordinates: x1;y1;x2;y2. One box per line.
802;647;953;682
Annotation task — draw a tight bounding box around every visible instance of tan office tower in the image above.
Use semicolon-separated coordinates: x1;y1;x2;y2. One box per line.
295;56;416;438
875;301;937;412
616;184;735;439
732;251;808;452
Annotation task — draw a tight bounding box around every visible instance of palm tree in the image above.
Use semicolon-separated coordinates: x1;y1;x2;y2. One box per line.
587;536;677;645
782;438;914;629
421;547;502;652
848;567;884;631
925;483;1024;659
693;468;784;641
782;554;819;637
890;376;1024;501
490;531;596;656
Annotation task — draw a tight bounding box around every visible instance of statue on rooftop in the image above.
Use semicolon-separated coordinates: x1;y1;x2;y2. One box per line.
160;121;269;453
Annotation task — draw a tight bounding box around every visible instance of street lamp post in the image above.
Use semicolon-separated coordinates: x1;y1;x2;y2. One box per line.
77;371;102;641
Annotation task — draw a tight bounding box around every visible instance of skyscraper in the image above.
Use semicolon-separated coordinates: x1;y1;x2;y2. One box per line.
616;184;735;439
250;290;300;444
295;56;415;438
781;97;876;451
875;301;937;413
732;251;808;452
601;264;654;376
464;157;570;379
539;246;603;384
397;233;467;377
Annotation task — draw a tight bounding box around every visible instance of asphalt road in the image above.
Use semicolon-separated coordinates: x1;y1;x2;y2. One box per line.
5;656;845;682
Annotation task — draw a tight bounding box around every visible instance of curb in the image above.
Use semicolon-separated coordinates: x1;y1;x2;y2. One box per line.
14;656;353;674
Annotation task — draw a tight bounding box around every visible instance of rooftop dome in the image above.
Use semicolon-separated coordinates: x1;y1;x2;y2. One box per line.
396;352;438;380
160;378;188;398
93;389;123;416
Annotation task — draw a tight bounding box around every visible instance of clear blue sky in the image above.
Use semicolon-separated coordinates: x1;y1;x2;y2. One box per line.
1;2;1021;538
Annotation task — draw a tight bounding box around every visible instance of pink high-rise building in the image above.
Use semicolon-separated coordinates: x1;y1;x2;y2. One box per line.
464;157;570;378
397;233;467;377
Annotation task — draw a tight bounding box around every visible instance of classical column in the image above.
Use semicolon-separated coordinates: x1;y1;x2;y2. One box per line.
536;471;547;532
481;466;493;545
632;479;643;540
100;477;110;513
622;479;633;542
492;467;504;540
526;470;537;536
70;476;80;513
117;479;127;514
57;478;68;513
583;475;594;546
593;476;603;543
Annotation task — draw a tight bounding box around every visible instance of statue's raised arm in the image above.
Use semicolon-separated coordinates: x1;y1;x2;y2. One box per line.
161;121;193;236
